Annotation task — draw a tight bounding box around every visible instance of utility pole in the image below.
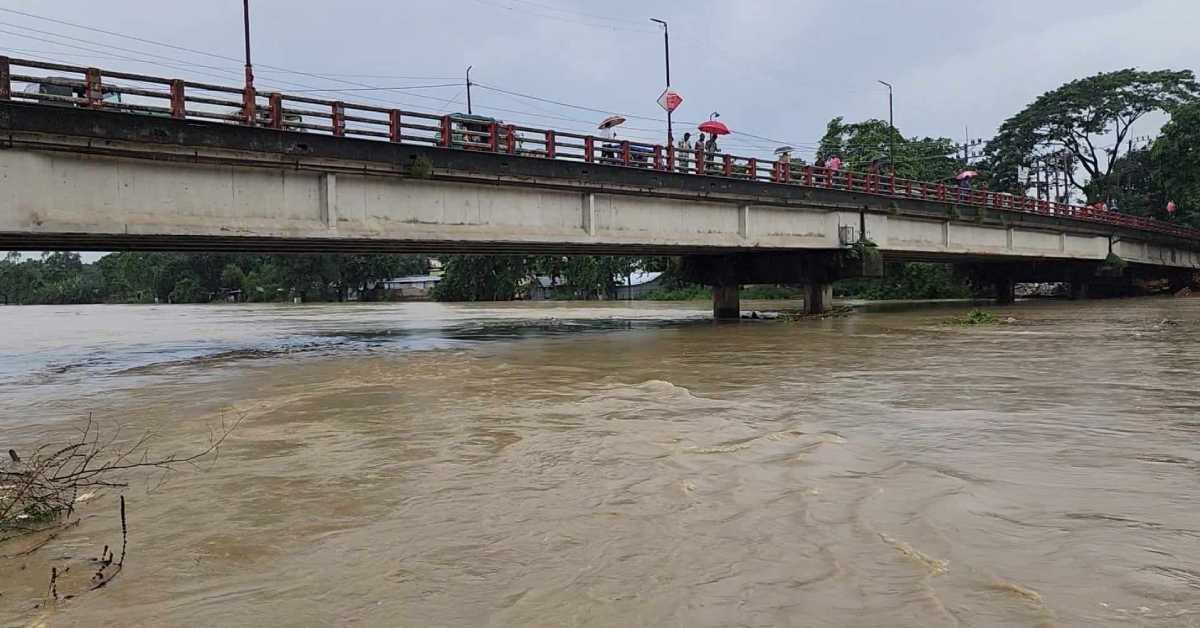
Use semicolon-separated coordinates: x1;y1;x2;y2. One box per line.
1053;157;1061;202
878;80;894;172
242;0;255;124
465;65;473;115
650;18;672;147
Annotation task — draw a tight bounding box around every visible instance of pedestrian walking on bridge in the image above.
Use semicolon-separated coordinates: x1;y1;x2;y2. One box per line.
704;134;720;173
676;132;693;173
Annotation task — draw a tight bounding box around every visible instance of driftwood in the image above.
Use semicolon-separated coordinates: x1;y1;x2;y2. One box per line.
2;414;241;607
1;414;241;543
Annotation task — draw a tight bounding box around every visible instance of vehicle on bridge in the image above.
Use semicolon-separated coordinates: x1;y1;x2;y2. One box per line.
22;77;122;108
435;113;510;151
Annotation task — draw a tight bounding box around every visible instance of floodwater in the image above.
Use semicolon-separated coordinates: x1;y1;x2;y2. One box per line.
2;298;1198;627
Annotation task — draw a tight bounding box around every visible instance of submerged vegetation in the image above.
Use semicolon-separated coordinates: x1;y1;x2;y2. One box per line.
2;415;240;606
948;309;1000;325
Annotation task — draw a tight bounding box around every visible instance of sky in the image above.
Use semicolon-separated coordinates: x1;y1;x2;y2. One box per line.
2;0;1198;262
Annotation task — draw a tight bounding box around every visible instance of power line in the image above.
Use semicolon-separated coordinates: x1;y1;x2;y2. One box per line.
466;0;658;34
287;83;463;93
474;82;822;149
501;0;652;28
0;6;829;152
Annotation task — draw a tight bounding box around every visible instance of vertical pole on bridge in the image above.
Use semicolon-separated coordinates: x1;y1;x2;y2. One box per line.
169;80;186;119
0;56;10;100
388;110;402;143
241;0;256;126
331;102;345;137
268;93;283;129
84;68;103;108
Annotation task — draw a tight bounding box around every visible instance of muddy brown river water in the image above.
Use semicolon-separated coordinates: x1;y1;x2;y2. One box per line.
1;298;1198;627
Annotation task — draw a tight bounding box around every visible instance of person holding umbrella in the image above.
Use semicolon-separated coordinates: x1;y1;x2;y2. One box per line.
698;114;729;174
956;170;978;202
774;146;793;181
598;115;625;165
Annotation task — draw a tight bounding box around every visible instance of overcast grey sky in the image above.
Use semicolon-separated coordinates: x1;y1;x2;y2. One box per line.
4;0;1198;161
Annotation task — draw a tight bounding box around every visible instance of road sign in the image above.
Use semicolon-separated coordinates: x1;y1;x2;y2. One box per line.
657;88;683;113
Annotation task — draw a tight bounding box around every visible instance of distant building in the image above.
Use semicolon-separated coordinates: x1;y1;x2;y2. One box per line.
528;270;666;300
613;271;665;299
352;275;442;301
528;275;568;300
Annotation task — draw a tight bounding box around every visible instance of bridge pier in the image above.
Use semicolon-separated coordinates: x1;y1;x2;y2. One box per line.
994;278;1016;305
1069;281;1089;300
682;250;877;321
712;284;740;320
804;282;833;314
1168;271;1195;294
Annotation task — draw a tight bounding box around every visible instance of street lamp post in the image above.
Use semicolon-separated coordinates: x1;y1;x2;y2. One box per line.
466;65;473;115
877;80;894;172
242;0;255;125
650;18;672;147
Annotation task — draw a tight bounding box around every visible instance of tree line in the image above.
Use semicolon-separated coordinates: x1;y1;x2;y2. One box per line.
0;251;427;305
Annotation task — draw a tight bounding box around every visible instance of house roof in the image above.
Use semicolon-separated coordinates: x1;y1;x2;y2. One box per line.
532;271;664;289
384;275;442;284
616;271;663;287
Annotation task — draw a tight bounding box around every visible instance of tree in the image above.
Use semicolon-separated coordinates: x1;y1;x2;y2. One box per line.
1084;148;1155;216
433;255;527;301
816;117;960;182
169;276;207;303
986;69;1200;198
1151;103;1200;226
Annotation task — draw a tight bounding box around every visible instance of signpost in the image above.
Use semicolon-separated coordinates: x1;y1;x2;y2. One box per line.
657;88;683;113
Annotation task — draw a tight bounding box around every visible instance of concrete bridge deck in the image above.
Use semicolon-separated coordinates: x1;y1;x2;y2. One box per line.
2;51;1198;318
1;101;1197;273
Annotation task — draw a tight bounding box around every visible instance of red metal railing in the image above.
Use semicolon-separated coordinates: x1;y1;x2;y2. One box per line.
1;55;1197;242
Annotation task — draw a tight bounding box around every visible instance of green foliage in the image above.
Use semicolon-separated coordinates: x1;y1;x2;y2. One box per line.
409;155;434;179
986;69;1200;195
0;252;428;305
169;276;207;303
1104;252;1128;270
835;263;972;300
816;117;960;181
741;285;804;299
1085;148;1155;216
1151;103;1200;227
948;309;998;325
433;255;527;301
637;285;710;301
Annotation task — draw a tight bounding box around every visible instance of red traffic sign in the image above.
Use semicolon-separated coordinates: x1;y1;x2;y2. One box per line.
657;88;683;113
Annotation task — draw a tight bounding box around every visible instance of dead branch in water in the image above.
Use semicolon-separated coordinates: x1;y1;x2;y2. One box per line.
1;413;242;545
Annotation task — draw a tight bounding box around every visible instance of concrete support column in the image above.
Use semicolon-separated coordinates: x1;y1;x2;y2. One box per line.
995;278;1015;305
1168;272;1192;294
712;284;740;320
1069;281;1089;300
319;173;337;229
804;282;833;314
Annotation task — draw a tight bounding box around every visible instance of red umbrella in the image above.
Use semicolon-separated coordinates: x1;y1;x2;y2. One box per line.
698;120;730;136
955;170;979;180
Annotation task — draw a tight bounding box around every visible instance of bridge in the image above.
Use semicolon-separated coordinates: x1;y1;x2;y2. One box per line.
1;57;1197;318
